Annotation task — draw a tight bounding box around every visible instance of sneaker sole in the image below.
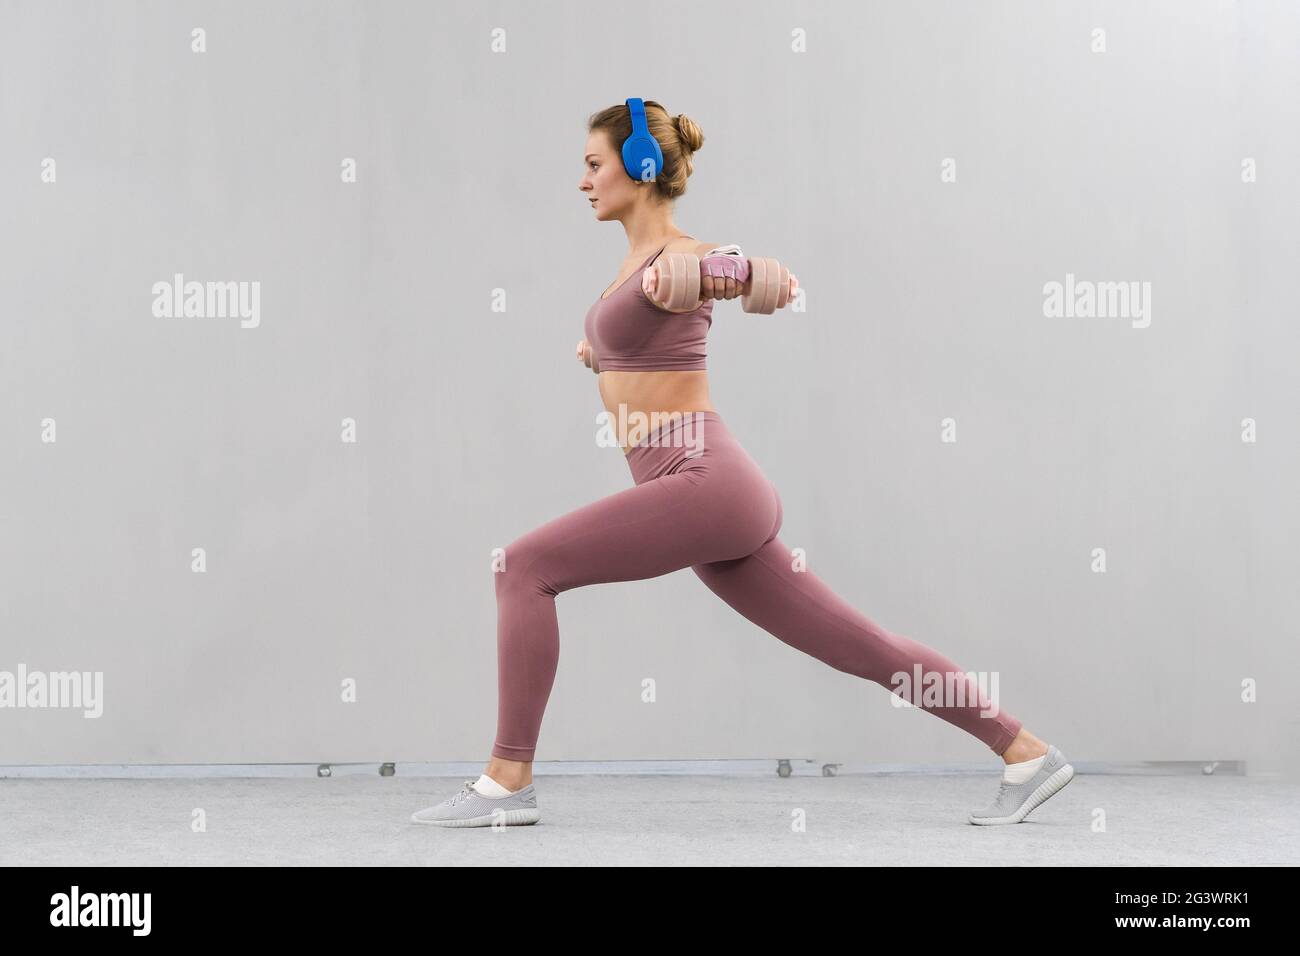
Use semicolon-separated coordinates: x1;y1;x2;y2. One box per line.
411;807;541;828
968;763;1075;826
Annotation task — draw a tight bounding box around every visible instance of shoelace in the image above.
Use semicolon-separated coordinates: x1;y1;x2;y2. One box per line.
448;779;478;806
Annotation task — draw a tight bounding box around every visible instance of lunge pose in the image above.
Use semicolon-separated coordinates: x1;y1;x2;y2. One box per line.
413;98;1073;828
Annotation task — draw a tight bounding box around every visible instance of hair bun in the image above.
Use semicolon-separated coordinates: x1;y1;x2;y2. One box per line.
675;113;705;153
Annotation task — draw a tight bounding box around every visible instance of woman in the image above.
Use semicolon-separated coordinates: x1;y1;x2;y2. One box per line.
412;98;1073;828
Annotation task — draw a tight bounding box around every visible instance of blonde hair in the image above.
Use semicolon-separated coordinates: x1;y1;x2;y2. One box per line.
588;100;704;201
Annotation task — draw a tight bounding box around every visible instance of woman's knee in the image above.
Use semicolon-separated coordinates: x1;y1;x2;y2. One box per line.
494;531;556;601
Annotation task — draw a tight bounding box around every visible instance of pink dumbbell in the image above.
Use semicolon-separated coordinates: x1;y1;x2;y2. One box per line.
646;253;795;314
575;338;600;373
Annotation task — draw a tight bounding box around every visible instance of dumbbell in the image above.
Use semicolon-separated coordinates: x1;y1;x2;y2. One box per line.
575;338;599;373
645;254;796;314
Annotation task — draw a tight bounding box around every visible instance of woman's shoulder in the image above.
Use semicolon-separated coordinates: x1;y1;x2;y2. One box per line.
665;235;725;258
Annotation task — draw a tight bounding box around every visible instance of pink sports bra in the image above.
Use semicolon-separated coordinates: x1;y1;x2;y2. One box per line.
583;239;713;372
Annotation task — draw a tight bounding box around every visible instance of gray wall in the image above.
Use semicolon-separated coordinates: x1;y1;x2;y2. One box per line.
2;0;1296;774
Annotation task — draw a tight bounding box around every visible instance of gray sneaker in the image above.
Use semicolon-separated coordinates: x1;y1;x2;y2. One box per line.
410;778;540;827
968;744;1074;825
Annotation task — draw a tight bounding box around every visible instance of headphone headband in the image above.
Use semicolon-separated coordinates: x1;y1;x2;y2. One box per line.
628;97;649;137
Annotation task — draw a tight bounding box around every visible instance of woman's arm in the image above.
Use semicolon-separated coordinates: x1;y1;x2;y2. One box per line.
645;237;799;307
647;237;745;304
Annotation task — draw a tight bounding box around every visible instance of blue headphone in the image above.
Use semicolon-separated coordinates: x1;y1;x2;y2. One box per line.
620;97;663;183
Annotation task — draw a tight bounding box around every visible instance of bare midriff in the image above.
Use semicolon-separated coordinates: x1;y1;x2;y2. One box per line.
597;370;716;453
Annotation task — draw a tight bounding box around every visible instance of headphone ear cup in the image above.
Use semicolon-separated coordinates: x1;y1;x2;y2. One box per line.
622;134;663;182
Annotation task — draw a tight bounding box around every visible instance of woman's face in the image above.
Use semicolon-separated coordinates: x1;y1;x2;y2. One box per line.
578;130;640;222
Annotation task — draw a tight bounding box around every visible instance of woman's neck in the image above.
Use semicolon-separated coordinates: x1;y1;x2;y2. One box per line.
621;208;681;256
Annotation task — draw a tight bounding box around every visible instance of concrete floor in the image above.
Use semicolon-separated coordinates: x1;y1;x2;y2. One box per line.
2;769;1296;865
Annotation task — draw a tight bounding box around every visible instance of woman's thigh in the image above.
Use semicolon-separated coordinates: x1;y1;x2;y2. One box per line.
499;467;767;596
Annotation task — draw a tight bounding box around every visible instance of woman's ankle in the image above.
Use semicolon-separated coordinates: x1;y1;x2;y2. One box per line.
1000;728;1049;764
485;757;533;789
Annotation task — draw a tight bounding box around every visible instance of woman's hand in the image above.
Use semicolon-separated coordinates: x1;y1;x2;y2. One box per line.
699;248;748;302
700;274;743;302
640;267;657;301
576;339;599;372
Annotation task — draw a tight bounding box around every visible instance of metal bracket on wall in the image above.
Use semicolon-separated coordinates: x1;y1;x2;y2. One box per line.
775;759;822;777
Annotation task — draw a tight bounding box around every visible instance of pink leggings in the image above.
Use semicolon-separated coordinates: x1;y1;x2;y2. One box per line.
491;410;1022;762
